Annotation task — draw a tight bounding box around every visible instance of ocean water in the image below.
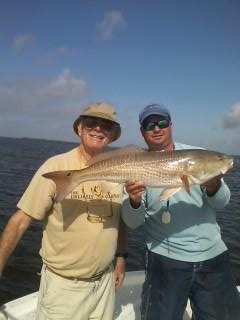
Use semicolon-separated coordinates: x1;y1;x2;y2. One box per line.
0;136;239;304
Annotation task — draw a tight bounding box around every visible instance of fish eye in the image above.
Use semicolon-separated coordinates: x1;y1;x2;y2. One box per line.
217;155;223;161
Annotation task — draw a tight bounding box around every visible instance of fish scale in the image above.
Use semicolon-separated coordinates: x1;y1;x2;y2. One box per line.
43;148;233;202
83;152;188;186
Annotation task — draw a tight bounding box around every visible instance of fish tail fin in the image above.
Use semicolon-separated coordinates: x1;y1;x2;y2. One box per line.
43;170;78;202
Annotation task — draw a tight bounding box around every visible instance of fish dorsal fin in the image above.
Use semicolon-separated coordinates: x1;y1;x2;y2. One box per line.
87;145;145;166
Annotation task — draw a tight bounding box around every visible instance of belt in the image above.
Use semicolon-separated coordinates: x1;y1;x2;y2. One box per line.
46;266;108;282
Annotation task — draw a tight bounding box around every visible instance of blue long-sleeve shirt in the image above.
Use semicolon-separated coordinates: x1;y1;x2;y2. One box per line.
121;142;231;262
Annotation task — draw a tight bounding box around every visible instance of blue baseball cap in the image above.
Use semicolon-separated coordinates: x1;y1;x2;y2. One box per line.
139;104;171;124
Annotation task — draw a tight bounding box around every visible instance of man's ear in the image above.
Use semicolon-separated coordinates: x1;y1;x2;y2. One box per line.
77;122;83;137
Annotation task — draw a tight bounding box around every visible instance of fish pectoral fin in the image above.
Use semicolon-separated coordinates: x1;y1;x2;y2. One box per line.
159;187;181;201
180;174;190;194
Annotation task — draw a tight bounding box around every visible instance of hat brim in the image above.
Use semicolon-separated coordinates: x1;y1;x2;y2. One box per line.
73;115;121;142
140;112;171;124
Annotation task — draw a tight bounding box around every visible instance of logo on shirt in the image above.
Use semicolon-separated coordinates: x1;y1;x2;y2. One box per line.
70;183;121;201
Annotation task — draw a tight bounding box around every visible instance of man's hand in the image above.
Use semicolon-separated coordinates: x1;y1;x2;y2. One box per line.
202;174;223;196
125;180;145;208
0;210;32;275
114;257;126;290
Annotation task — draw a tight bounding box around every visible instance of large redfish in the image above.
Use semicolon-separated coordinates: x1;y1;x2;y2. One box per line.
42;147;233;202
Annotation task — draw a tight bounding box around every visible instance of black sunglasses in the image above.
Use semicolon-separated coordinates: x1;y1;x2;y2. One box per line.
142;118;170;131
82;117;116;132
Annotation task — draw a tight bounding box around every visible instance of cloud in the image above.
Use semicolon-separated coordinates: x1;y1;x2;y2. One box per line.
97;10;127;40
38;46;77;65
0;69;88;116
57;45;76;55
12;33;34;50
37;69;87;99
223;102;240;129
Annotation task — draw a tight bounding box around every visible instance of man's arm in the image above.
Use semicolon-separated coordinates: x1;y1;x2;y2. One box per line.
114;217;127;290
121;180;146;229
0;210;33;276
201;175;231;209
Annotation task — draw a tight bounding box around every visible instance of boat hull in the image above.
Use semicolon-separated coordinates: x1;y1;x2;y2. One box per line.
1;271;239;320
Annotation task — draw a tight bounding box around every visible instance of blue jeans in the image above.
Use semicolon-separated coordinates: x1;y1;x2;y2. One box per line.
141;250;240;320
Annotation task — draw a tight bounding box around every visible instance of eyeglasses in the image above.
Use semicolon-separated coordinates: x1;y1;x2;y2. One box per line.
142;118;170;131
82;117;116;132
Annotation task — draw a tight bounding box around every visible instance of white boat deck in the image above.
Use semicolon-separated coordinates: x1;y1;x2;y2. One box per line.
0;270;239;320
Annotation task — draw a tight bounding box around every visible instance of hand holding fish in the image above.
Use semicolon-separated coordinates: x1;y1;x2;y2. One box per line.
201;174;223;196
125;180;145;208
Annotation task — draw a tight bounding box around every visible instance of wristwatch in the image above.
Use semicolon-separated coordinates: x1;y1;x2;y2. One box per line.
200;184;221;197
115;252;128;259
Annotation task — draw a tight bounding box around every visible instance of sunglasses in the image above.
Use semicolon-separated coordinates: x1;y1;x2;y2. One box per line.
142;118;170;131
82;117;116;132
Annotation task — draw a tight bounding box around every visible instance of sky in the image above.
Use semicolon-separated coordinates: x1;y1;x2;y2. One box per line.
1;0;240;155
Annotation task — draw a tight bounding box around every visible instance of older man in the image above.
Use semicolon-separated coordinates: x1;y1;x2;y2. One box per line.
0;102;127;320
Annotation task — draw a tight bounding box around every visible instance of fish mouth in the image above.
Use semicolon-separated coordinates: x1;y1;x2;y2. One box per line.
220;157;234;174
228;157;234;169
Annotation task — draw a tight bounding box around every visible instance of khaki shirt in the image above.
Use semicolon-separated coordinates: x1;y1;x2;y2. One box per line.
18;147;123;278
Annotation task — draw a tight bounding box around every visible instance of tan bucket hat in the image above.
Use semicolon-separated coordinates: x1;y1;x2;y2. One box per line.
73;102;121;142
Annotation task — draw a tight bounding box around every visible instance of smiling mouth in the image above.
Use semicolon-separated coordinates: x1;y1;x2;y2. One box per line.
89;133;104;140
153;134;163;138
